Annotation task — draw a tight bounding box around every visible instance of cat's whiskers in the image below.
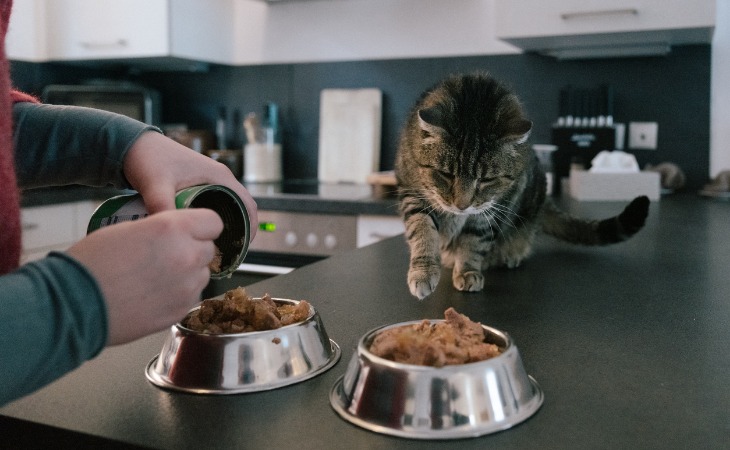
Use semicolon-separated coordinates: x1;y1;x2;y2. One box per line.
480;199;533;240
490;203;522;229
480;209;505;237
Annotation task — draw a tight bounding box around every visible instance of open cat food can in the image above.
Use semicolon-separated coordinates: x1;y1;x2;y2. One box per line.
88;184;250;279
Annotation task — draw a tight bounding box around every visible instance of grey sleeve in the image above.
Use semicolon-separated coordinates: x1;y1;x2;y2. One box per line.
0;252;107;406
12;102;161;189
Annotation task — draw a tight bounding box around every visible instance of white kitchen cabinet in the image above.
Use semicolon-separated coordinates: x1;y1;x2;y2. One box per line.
45;0;169;61
495;0;716;59
8;0;517;66
356;215;404;249
20;201;98;264
5;0;48;62
232;0;518;65
7;0;235;64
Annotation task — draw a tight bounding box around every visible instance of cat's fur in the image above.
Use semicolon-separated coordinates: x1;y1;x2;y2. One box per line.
395;72;649;299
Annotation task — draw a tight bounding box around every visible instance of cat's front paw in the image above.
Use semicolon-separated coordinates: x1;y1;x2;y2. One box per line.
408;267;440;300
453;270;485;292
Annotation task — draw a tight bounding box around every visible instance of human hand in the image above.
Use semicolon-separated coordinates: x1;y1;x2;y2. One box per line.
122;131;258;240
66;208;223;345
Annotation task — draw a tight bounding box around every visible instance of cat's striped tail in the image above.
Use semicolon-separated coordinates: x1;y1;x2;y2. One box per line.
541;196;650;245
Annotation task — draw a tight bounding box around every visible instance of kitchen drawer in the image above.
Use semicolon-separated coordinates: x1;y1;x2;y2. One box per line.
356;215;404;248
20;201;99;263
21;203;76;251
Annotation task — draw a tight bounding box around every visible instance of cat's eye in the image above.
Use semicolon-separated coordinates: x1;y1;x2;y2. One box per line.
479;176;512;189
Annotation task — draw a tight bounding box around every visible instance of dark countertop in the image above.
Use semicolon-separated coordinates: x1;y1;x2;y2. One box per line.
2;194;729;449
20;180;400;216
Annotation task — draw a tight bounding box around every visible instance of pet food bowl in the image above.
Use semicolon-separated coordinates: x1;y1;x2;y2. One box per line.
146;298;340;394
330;321;543;439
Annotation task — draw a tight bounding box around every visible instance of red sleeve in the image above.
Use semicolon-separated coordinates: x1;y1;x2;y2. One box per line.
10;89;39;103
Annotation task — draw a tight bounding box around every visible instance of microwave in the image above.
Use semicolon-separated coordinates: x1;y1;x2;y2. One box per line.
41;82;161;126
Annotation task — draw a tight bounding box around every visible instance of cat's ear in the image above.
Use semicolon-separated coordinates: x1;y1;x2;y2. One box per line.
418;107;446;139
505;119;532;144
418;107;447;145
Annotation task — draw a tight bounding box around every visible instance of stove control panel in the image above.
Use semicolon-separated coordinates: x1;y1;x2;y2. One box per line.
249;210;358;256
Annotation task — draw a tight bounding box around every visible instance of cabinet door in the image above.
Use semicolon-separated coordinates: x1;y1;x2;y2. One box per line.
495;0;715;57
20;201;98;264
5;0;48;62
45;0;170;60
356;215;404;248
20;203;77;262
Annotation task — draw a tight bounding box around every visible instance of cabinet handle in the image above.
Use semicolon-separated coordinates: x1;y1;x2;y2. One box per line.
561;8;638;21
79;39;129;50
22;222;39;231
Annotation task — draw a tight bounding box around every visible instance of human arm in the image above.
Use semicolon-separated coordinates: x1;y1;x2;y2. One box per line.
1;102;255;405
10;102;252;343
12;102;155;189
12;102;258;234
0;252;107;405
0;208;222;406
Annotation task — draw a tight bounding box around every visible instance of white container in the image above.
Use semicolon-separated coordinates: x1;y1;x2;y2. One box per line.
569;169;661;201
244;142;282;182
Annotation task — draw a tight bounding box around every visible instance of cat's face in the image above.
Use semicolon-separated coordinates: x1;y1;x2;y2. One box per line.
413;105;532;215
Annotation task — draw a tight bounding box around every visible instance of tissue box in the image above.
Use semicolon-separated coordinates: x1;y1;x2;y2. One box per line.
569;170;661;201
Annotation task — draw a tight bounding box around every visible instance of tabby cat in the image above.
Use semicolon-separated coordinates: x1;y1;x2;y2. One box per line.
395;72;649;299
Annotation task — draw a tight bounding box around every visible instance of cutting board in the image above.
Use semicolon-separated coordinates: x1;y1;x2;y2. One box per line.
318;88;382;184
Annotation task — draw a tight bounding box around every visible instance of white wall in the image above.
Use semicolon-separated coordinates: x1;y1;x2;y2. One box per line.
711;0;730;176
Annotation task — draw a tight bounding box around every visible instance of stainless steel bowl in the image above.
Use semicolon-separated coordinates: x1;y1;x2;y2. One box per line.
330;320;543;439
146;298;340;394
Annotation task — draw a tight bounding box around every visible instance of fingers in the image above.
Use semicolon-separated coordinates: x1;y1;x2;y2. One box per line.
180;208;224;241
69;210;226;346
123;130;258;238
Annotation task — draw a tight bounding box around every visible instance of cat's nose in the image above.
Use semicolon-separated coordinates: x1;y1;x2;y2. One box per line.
454;194;472;210
453;184;473;210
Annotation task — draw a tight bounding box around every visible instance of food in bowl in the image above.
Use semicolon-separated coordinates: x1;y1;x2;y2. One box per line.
368;307;501;367
182;287;311;334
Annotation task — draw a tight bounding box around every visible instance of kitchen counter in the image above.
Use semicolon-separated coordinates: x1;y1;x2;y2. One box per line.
2;194;729;449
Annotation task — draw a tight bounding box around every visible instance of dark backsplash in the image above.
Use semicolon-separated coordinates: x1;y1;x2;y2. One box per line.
11;45;711;190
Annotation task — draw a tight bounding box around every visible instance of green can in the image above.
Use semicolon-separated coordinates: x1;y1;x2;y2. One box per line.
88;184;250;279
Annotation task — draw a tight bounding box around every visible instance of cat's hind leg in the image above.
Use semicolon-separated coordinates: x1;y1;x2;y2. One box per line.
486;230;536;269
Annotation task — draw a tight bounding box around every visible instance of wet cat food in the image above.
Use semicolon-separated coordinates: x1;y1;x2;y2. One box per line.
369;307;501;367
183;287;311;334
